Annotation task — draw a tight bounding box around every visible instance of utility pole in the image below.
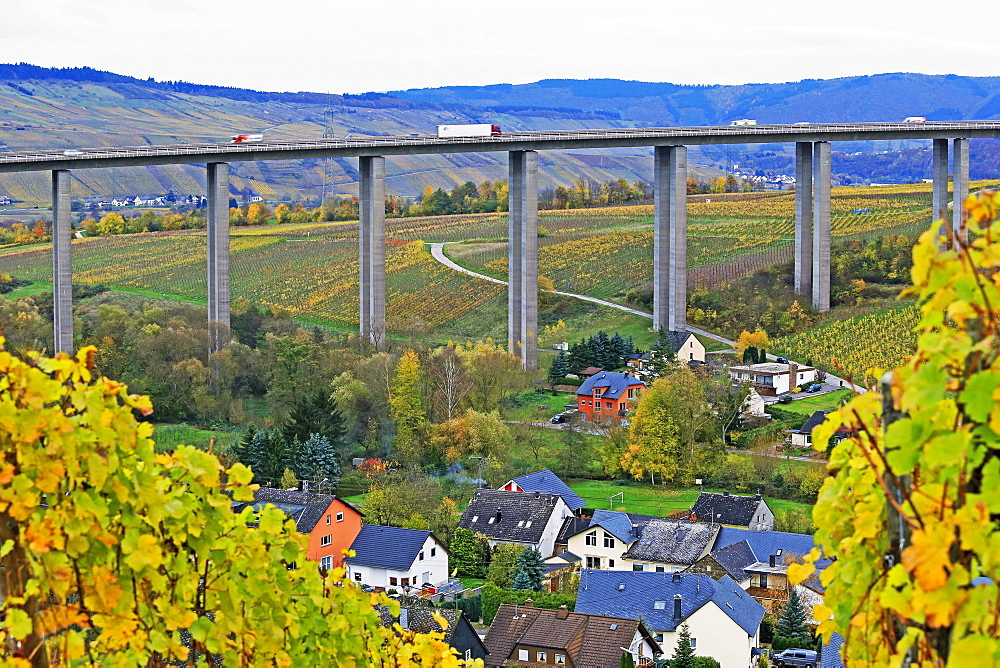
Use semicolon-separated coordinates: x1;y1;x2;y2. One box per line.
470;456;489;488
321;93;335;205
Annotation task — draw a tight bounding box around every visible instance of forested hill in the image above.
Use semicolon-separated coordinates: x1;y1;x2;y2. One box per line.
2;65;1000;205
390;73;1000;126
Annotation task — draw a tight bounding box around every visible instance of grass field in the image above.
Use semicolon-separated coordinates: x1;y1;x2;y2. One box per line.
151;423;241;455
565;478;813;517
779;389;855;415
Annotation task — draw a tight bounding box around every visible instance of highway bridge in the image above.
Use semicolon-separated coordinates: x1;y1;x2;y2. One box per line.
2;120;998;368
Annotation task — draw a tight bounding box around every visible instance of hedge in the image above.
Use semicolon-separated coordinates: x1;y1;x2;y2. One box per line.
480;582;576;625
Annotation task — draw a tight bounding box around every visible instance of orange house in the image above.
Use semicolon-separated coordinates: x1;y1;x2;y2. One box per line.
241;487;364;570
575;371;646;425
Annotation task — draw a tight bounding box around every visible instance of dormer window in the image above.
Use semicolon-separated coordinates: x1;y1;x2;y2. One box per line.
471;516;478;523
585;530;597;546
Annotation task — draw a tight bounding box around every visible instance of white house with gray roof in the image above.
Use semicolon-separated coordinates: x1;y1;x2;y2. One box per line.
457;489;573;559
563;510;720;573
576;570;765;668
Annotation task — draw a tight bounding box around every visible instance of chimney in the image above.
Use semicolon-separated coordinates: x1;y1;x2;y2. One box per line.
789;362;798;383
673;595;682;620
556;605;569;619
495;509;502;523
671;572;681;583
524;599;534;608
769;554;776;567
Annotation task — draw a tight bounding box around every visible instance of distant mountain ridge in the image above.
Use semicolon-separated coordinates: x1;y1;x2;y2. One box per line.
1;65;999;206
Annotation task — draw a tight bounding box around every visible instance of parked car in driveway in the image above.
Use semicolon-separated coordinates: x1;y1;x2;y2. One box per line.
550;414;567;424
776;357;789;364
772;648;818;667
807;383;822;392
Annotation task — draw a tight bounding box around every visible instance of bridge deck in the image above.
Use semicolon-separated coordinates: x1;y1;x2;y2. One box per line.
2;121;999;172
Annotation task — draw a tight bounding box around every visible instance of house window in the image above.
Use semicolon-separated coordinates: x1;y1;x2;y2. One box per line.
605;401;613;409
619;403;626;411
320;556;332;570
419;551;425;561
431;547;436;557
628;388;634;399
336;512;344;522
321;535;332;546
354;572;362;581
608;559;615;568
390;577;398;586
595;403;602;412
758;573;768;588
586;556;601;569
402;578;410;586
655;565;665;573
537;651;547;661
326;514;331;525
603;532;615;548
654;633;664;643
690;637;697;649
518;649;529;661
555;654;566;665
585;531;597;546
633;563;644;572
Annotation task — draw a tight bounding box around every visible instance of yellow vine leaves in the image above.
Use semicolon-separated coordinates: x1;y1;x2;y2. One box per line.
791;190;1000;666
0;342;480;666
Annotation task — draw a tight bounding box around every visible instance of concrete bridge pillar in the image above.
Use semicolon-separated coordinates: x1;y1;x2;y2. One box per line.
508;150;538;371
794;142;813;296
952;138;969;244
359;156;386;347
206;162;231;352
811;142;831;312
932;138;950;228
652;145;688;333
51;170;73;354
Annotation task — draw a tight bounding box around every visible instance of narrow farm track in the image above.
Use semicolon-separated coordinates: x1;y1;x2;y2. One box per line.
428;241;863;393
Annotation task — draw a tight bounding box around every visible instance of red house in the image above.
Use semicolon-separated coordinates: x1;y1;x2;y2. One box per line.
236;487;364;570
575;371;646;425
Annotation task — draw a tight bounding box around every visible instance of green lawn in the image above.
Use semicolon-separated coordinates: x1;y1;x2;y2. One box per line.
504;391;578;422
567;478;813;518
151;423;241;454
780;389;854;415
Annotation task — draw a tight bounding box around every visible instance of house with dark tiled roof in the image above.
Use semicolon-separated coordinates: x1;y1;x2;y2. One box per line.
690;491;774;530
698;527;828;616
233;487;363;569
457;489;573;558
576;371;646;425
576;570;764;668
790;410;855;448
622;519;720;572
345;524;448;592
660;330;706;364
376;606;488;662
499;469;586;512
559;510;719;574
483;602;660;668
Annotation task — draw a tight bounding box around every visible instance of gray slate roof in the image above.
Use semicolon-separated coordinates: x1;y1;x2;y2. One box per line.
661;330;696;352
457;489;564;544
234;487;359;534
713;527;817;562
707;539;757;582
795;410;829;435
575;570;765;636
691;491;766;527
576;371;646;400
345;524;436;571
623;519;719;565
588;509;639;544
506;469;586;511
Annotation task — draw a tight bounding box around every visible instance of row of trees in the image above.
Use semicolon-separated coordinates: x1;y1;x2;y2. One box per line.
548;330;637;381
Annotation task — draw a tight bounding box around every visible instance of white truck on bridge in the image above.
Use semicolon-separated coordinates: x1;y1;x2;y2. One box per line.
436;124;501;138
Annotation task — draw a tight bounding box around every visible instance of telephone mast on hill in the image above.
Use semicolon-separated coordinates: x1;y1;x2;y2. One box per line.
321;93;336;205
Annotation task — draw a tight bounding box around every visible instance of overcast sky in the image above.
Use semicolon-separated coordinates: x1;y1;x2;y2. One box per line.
3;0;996;94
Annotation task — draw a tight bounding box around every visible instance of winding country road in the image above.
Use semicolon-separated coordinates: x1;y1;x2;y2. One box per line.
426;241;863;394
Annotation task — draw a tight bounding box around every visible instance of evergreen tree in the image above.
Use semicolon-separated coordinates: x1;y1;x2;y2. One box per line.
609;332;629;366
593;330;613;369
743;346;759;365
566;337;593;374
775;587;811;643
280;391;345;447
510;548;544;591
548;351;570;385
255;431;293;486
671;623;696;668
293;434;341;490
619;651;635;668
232;425;262;473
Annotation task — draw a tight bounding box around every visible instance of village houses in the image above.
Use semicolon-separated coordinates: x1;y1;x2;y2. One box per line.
727;361;817;396
457;489;574;559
